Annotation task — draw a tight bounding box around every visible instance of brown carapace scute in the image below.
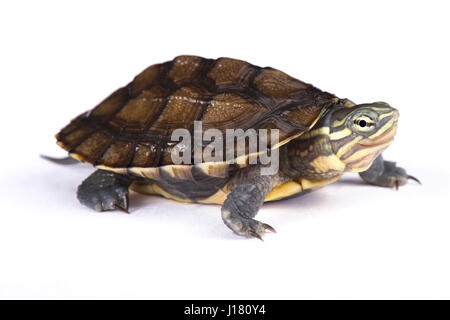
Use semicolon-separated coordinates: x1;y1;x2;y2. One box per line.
56;55;338;168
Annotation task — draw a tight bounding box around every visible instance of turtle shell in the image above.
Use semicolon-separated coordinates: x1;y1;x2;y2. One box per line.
56;55;338;173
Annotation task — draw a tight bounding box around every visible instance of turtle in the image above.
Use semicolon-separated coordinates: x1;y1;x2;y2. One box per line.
55;55;419;240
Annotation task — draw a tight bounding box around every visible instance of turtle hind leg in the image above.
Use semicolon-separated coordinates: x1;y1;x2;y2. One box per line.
359;154;421;189
221;174;276;240
77;169;133;212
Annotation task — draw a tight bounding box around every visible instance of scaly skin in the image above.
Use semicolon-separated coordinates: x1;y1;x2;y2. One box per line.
220;166;285;240
77;170;132;213
359;155;420;189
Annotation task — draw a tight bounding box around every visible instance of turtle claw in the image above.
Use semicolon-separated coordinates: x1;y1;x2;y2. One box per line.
388;166;421;189
115;206;130;214
114;200;129;214
263;223;277;233
394;179;399;191
221;208;275;240
115;192;130;213
246;223;275;241
390;168;417;190
393;174;421;189
242;220;275;241
407;175;422;185
249;231;264;242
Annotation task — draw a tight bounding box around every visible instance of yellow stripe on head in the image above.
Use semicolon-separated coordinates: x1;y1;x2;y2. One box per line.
335;136;363;158
330;128;352;140
368;117;396;139
298;127;330;140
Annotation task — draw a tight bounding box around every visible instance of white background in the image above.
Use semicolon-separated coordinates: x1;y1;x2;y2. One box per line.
1;0;449;299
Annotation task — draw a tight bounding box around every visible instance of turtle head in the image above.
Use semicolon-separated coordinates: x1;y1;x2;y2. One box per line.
328;102;399;172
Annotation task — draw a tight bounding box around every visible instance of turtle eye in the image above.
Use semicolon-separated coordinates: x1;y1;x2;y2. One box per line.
353;116;374;132
356;119;367;127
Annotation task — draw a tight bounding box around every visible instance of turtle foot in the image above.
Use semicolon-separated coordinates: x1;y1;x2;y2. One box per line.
222;208;276;241
360;155;421;189
221;178;276;240
77;170;132;212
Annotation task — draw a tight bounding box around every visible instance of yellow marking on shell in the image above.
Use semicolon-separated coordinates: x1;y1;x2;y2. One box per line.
160;165;193;179
131;176;344;205
95;165;128;175
368;117;396;139
57;141;67;149
264;181;303;202
299;175;341;190
200;189;228;204
131;181;228;205
128;167;160;180
68;152;85;163
310;155;345;173
171;165;194;179
336;136;363;158
196;162;230;178
161;165;176;177
330;128;352;140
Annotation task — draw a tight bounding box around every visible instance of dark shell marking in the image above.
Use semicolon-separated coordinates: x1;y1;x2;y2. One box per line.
56;55;338;169
132;165;233;202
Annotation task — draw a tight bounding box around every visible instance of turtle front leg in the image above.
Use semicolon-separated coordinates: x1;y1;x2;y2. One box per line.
221;174;276;240
359;154;420;189
77;169;133;212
